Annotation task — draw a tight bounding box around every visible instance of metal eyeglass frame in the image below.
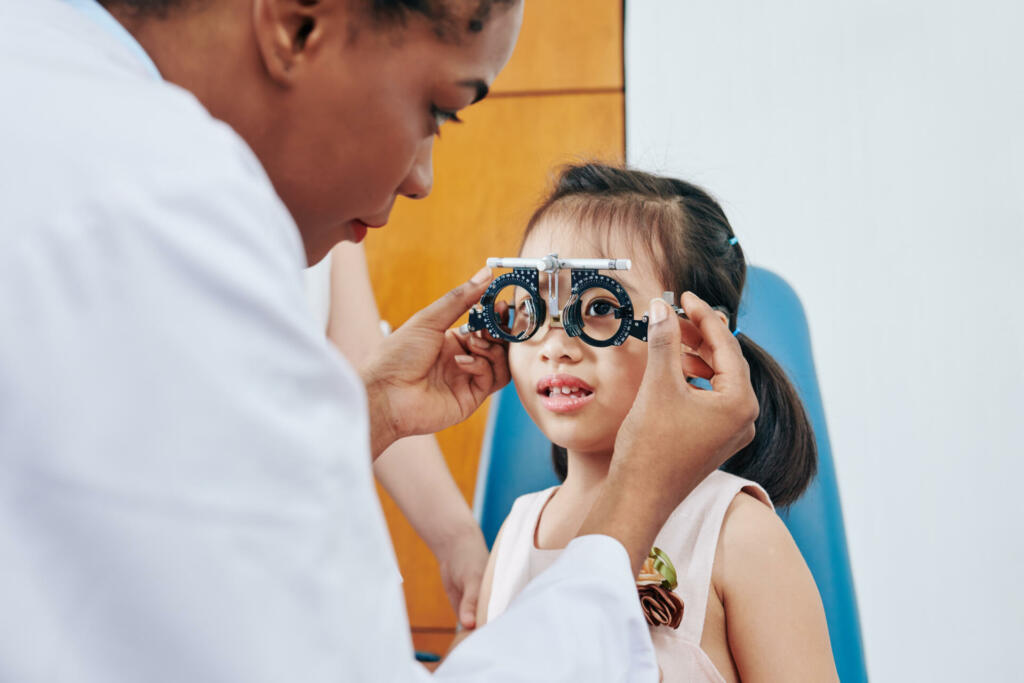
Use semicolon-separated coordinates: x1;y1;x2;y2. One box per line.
459;253;689;347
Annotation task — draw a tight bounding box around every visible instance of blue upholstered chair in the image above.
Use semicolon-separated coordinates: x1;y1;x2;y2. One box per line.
472;266;868;682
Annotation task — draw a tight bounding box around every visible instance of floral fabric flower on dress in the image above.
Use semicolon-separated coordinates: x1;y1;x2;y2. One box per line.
636;547;684;629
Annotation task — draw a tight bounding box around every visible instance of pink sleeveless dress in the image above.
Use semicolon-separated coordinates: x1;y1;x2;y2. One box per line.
485;470;773;682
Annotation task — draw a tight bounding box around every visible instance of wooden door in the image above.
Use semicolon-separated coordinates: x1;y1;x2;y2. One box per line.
364;0;625;655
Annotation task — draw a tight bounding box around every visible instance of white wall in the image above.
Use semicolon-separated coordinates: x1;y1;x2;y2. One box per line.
626;1;1024;680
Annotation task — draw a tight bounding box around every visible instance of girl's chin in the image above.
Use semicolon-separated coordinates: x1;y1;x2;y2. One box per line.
540;428;616;456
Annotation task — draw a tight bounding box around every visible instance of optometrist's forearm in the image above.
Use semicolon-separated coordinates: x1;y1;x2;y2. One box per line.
576;464;698;576
578;295;759;574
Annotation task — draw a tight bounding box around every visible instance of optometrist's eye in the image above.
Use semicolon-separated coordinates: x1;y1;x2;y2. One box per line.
430;104;463;137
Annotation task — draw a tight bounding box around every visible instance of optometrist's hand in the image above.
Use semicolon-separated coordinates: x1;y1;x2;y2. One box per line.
578;292;758;574
360;268;510;458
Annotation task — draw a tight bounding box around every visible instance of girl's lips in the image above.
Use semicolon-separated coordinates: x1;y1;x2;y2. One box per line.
537;374;595;414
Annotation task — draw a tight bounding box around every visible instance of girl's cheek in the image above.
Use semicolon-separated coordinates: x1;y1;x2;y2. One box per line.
507;346;529;384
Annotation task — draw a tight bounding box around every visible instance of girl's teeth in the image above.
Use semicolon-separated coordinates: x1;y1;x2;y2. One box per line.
546;385;590;397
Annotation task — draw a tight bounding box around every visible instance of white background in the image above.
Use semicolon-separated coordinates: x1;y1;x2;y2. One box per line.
626;1;1024;680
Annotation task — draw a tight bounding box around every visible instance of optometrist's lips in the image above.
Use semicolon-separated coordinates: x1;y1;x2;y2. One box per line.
537;374;595;414
348;218;386;244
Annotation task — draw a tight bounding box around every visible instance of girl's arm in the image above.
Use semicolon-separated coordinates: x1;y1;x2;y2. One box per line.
474;522;506;628
716;493;840;682
327;242;488;628
446;522;504;656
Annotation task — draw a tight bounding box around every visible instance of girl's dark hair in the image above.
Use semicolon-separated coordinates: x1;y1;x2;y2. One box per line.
531;163;817;507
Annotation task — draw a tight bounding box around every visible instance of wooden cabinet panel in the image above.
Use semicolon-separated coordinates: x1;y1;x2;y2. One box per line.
491;0;624;94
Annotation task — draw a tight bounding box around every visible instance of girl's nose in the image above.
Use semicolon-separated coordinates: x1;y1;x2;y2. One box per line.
538;325;583;364
398;137;434;200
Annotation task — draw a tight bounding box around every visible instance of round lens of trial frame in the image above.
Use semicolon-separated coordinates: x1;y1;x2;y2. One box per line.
493;283;539;341
577;286;623;343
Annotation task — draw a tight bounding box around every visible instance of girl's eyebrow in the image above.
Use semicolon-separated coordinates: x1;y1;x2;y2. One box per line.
457;79;489;104
613;271;641;294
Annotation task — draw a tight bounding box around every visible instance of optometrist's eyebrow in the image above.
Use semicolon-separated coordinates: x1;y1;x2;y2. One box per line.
458;79;489;104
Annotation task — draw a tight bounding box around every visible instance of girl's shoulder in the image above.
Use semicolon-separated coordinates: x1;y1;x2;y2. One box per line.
718;489;783;557
711;478;806;607
661;470;772;530
489;485;560;561
643;471;775;645
708;484;838;681
511;485;560;510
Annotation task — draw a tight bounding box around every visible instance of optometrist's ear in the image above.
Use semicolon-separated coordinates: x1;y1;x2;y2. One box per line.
253;0;330;85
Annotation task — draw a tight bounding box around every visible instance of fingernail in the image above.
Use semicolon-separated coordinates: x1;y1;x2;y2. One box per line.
454;354;474;364
650;298;669;324
470;336;491;350
471;267;491;285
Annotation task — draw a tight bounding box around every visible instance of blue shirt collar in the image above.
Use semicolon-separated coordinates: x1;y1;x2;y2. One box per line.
64;0;162;80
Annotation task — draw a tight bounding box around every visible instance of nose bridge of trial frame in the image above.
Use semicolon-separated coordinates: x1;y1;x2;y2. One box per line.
486;253;632;326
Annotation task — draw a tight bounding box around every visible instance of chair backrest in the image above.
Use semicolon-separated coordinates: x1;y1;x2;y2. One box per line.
473;265;868;682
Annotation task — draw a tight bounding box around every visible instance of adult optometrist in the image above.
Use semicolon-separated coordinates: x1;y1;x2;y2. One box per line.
0;0;759;681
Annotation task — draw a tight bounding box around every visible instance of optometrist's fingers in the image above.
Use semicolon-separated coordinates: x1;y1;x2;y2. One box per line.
679;291;751;393
467;335;493;352
412;267;493;332
641;298;687;382
449;329;510;386
467;336;511;388
453;352;510;396
677;316;705;351
681;352;714;380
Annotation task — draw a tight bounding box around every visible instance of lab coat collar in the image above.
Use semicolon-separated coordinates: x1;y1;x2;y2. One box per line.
63;0;162;80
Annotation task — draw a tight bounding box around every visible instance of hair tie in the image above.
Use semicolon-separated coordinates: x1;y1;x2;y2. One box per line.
733;327;742;337
728;237;739;246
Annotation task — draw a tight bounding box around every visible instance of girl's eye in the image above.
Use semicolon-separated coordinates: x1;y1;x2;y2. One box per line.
585;299;617;317
430;105;463;137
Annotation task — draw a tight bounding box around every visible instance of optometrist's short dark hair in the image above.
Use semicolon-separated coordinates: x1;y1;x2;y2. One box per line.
100;0;515;36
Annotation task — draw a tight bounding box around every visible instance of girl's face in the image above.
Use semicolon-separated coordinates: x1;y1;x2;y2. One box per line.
509;216;668;458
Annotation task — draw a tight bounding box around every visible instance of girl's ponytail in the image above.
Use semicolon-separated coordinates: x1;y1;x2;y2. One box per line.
724;334;817;506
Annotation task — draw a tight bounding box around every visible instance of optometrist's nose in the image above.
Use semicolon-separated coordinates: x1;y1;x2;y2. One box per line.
399;137;434;200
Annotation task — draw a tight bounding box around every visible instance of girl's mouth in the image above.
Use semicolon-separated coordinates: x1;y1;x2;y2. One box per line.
537;374;595;414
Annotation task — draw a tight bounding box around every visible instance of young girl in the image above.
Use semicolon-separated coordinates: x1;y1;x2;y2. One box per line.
475;164;839;681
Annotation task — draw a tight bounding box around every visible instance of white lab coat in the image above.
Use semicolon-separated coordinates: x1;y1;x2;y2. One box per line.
0;1;658;680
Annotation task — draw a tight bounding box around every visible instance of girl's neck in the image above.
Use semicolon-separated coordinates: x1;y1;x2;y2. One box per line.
535;448;613;550
561;448;613;498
